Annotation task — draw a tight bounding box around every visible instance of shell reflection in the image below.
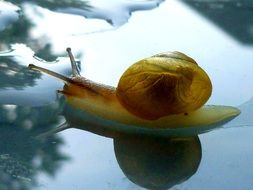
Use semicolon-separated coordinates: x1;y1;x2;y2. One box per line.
114;135;201;190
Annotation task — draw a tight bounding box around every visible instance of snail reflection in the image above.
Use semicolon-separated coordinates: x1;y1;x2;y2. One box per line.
114;135;201;190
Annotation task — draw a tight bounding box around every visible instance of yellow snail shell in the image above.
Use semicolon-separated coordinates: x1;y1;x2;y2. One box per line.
116;51;212;120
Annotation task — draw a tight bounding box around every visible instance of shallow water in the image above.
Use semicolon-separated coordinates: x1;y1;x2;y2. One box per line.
1;0;253;189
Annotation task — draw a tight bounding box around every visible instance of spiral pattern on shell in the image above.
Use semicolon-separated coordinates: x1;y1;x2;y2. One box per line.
116;51;212;120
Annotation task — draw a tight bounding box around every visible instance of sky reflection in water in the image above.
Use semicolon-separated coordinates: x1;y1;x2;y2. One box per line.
0;0;253;189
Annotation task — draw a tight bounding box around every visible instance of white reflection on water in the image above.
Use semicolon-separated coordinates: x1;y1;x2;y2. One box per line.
56;0;165;26
0;1;19;32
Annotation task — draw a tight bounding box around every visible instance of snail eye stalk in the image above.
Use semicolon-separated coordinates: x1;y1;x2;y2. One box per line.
66;47;80;77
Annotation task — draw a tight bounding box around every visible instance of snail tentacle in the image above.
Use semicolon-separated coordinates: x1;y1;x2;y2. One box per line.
28;64;72;83
66;47;80;76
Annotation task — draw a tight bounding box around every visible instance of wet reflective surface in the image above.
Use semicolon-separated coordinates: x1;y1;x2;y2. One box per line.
1;0;253;189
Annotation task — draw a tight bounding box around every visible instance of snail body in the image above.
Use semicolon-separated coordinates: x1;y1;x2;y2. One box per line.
28;48;240;134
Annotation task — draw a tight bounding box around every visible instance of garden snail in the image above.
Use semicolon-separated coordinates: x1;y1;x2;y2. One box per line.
28;48;240;134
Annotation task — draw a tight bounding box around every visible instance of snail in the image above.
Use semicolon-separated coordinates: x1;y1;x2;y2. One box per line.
28;48;240;136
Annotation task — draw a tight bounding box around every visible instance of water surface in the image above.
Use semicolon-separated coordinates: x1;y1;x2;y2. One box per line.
1;0;253;189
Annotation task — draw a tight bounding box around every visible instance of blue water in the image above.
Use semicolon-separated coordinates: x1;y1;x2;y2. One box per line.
1;0;253;189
